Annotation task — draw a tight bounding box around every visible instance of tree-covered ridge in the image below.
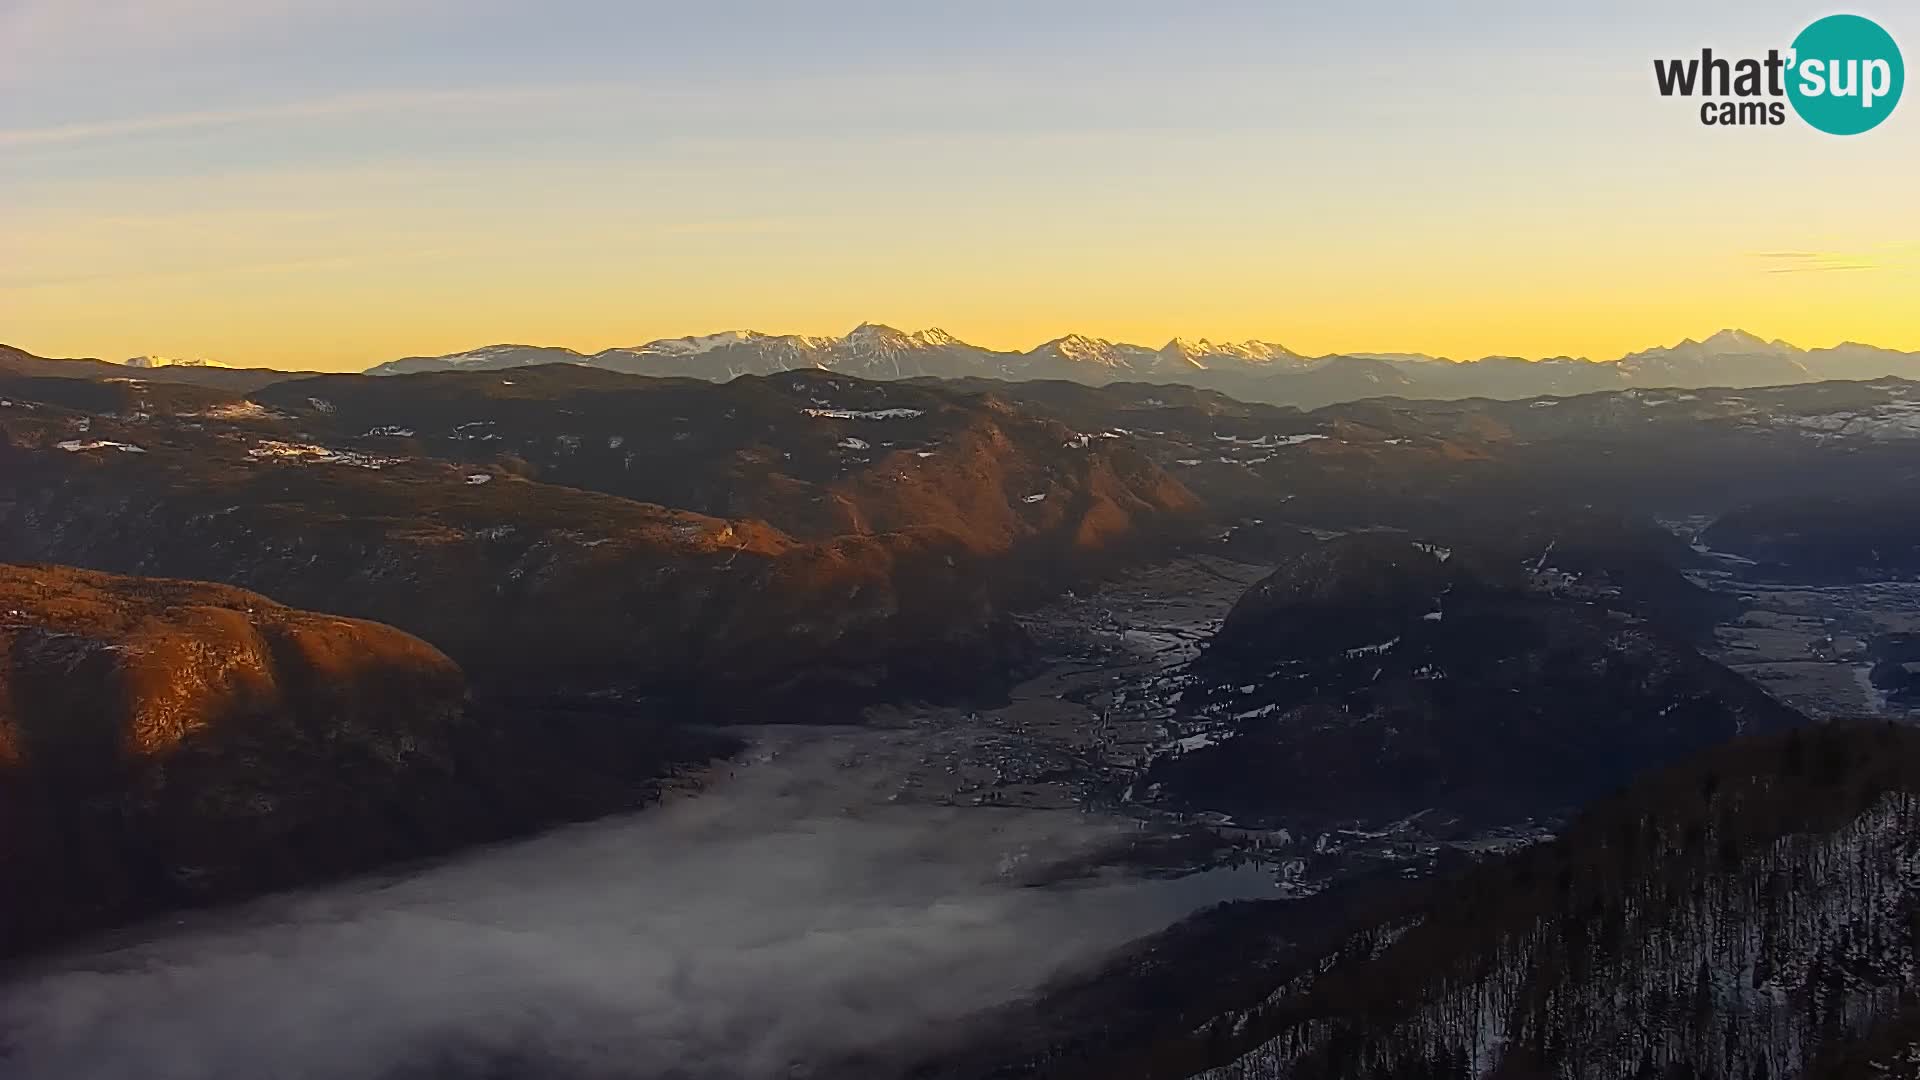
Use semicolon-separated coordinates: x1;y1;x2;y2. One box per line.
1180;723;1920;1079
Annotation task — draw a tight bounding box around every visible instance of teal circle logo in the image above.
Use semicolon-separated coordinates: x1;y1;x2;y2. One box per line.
1788;14;1904;134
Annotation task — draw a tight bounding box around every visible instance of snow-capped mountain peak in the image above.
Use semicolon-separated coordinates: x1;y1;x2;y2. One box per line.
1039;334;1125;364
842;322;915;349
121;355;230;369
1161;338;1301;366
908;327;966;349
636;330;763;355
356;325;1920;398
1614;329;1812;389
1700;328;1785;352
364;344;589;376
1627;330;1801;363
824;323;994;376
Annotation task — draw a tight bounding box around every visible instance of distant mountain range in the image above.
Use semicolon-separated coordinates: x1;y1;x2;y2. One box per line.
361;325;1920;408
9;328;1920;411
121;355;231;370
362;323;1308;383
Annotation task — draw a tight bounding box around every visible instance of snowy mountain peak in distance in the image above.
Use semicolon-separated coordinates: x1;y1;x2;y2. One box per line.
908;327;966;348
357;326;1920;400
619;325;970;360
1034;333;1150;367
1614;329;1813;387
842;322;918;349
451;344;585;363
1161;338;1302;365
635;330;764;355
1342;351;1451;364
1627;329;1800;362
1043;333;1108;356
365;344;590;376
1698;328;1799;354
121;355;230;369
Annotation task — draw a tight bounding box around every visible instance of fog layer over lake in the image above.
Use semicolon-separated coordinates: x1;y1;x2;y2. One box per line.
0;727;1273;1079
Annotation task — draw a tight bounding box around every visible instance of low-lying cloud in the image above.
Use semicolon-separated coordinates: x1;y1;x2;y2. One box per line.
0;727;1254;1079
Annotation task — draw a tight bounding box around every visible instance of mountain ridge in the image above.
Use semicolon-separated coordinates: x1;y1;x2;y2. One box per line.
364;324;1910;373
12;328;1920;412
357;326;1920;408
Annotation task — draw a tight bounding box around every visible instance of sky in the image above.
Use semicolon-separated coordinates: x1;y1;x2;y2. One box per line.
3;0;1917;371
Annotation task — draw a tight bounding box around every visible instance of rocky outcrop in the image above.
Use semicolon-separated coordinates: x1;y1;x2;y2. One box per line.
0;564;461;951
0;563;731;956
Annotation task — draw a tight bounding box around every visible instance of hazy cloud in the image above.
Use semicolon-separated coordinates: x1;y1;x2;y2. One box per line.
1749;250;1886;274
0;728;1259;1079
0;85;621;149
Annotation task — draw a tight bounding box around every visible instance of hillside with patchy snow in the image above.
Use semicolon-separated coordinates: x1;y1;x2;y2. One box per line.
1181;723;1920;1080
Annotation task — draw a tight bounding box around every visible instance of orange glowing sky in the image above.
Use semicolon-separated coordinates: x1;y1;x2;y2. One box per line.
3;1;1916;371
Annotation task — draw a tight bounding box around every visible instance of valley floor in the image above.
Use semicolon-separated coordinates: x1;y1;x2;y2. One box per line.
0;556;1304;1080
1674;520;1920;723
12;547;1807;1079
860;555;1268;814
